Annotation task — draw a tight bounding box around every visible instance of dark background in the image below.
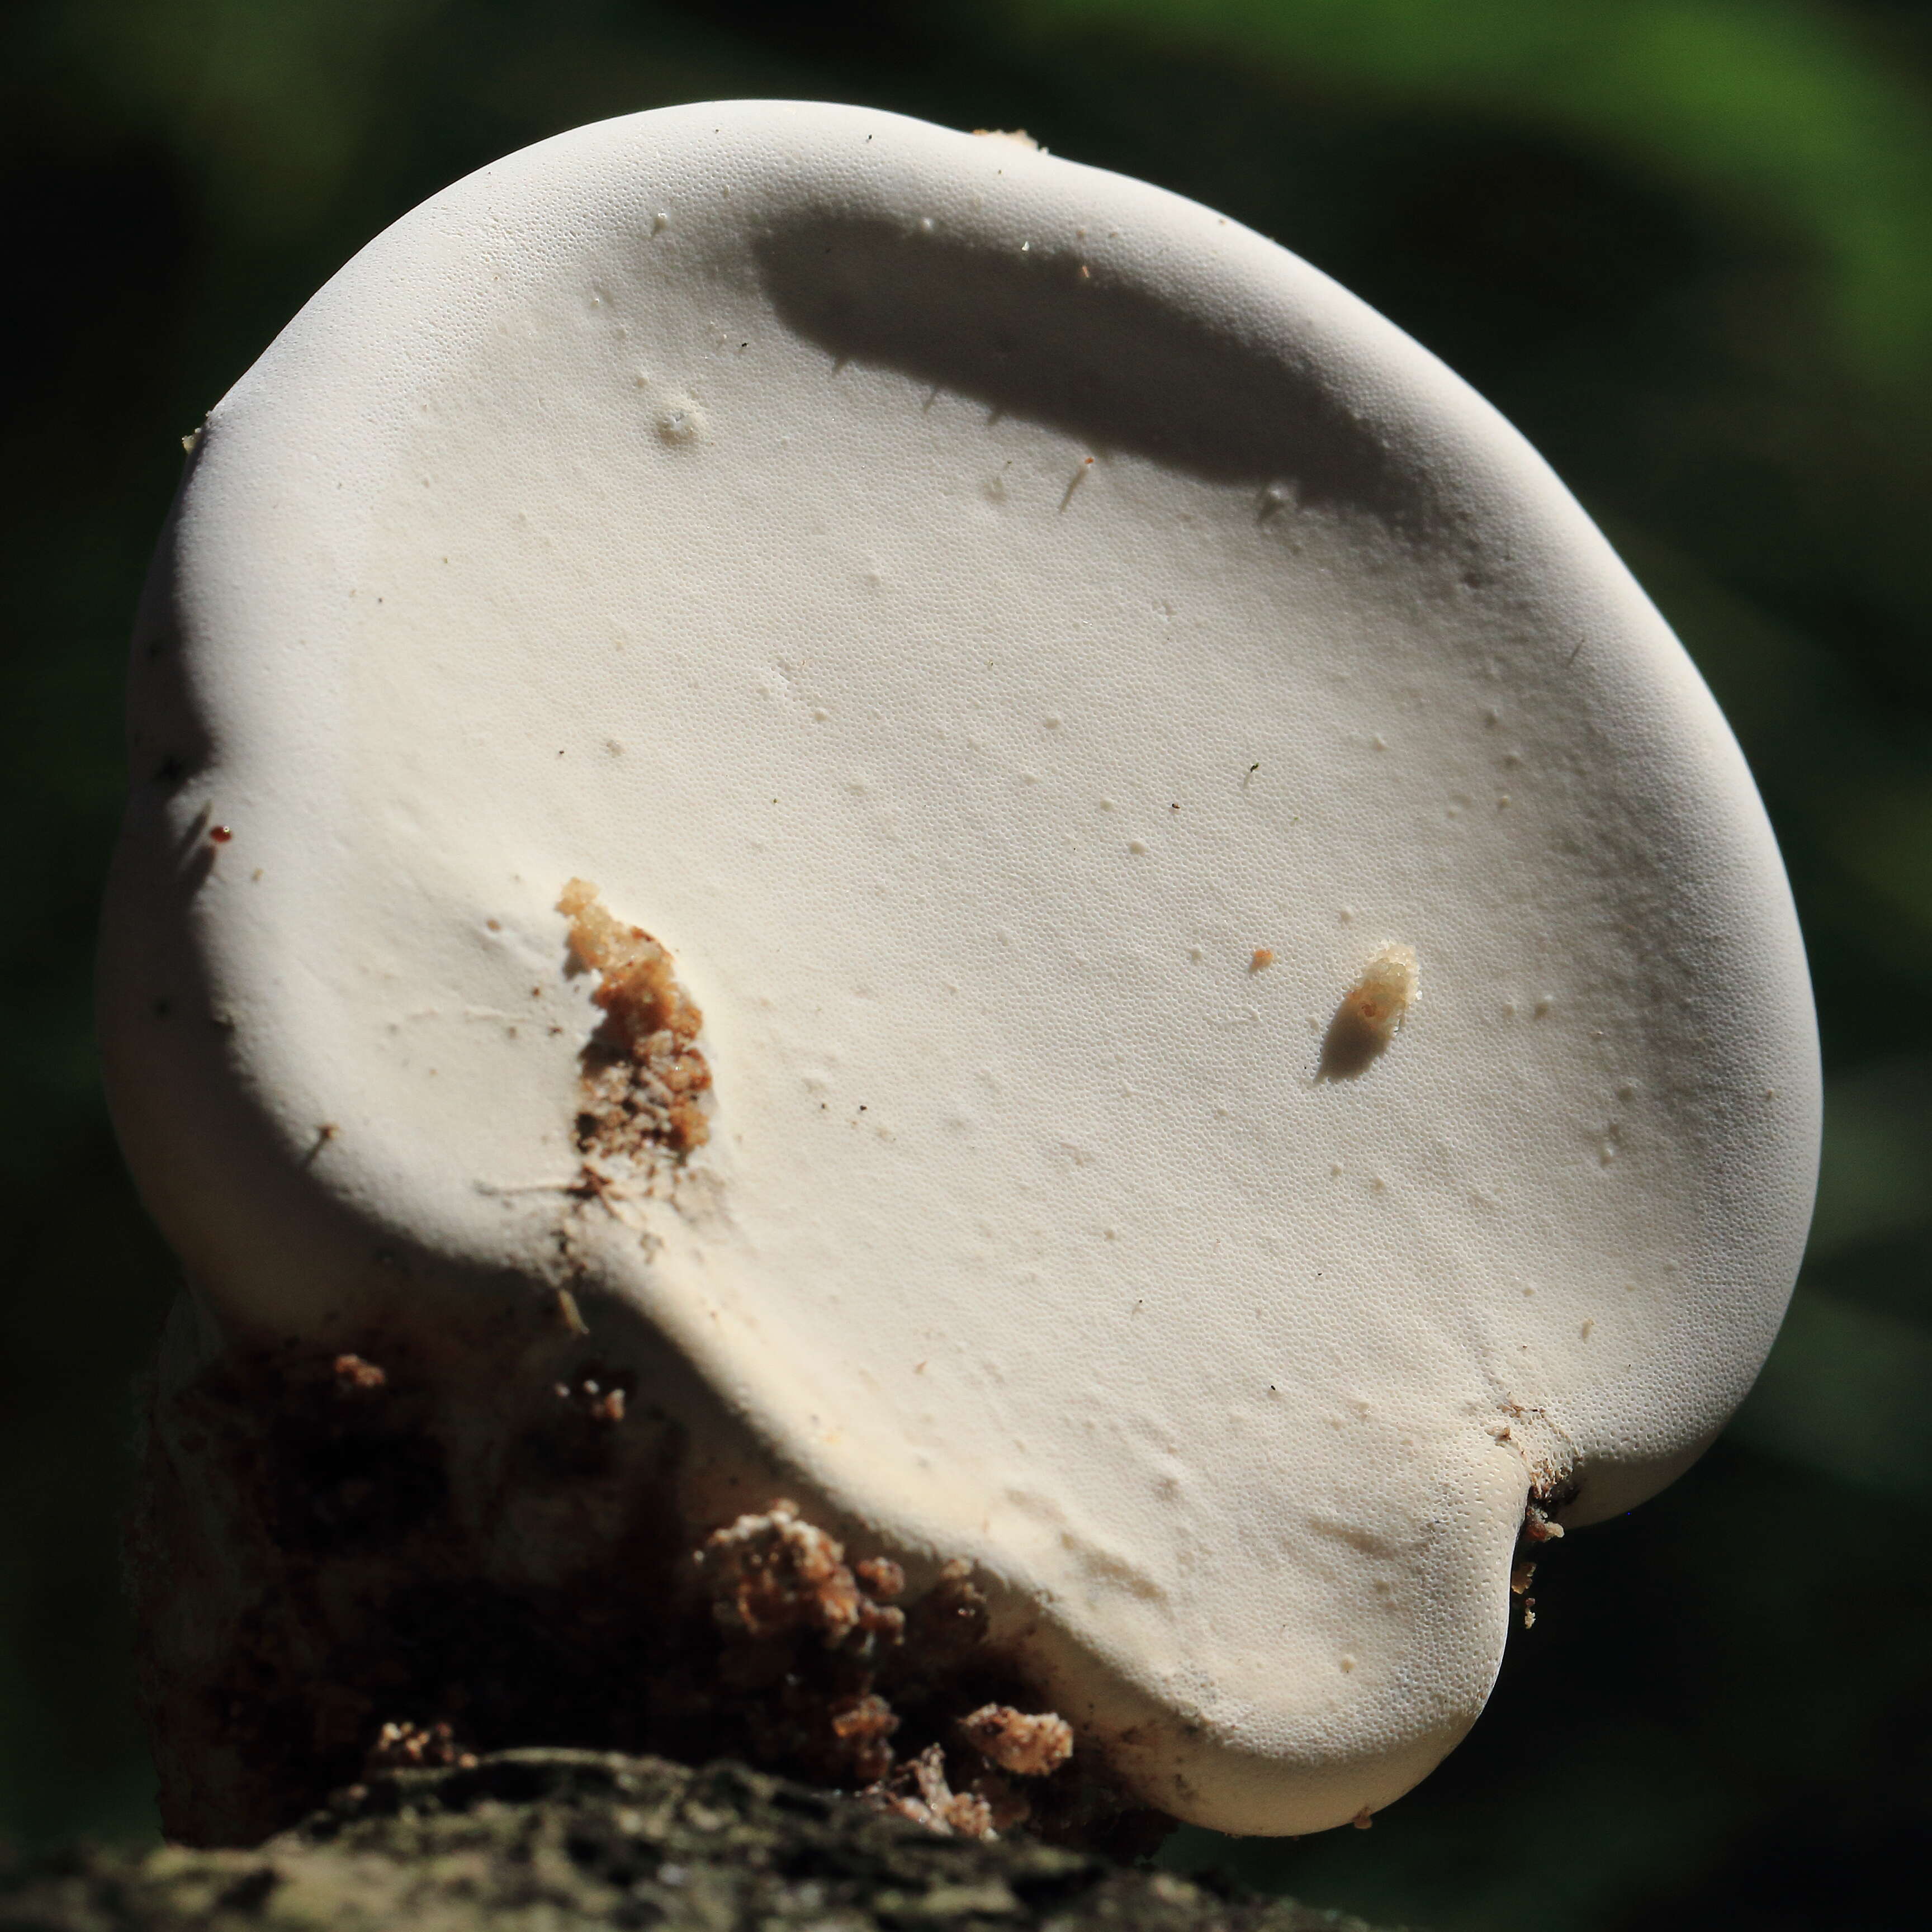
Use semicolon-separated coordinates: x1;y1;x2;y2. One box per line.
4;3;1929;1927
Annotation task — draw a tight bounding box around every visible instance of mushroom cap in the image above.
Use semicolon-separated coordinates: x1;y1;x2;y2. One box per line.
100;101;1819;1834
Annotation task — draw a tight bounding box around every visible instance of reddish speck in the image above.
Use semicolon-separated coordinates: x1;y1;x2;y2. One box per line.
210;825;234;844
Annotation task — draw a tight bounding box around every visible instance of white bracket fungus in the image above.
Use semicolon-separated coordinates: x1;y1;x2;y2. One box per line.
100;101;1819;1845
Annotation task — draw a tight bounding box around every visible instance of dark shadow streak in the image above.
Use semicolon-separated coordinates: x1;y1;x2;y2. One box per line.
1317;995;1396;1082
755;218;1430;528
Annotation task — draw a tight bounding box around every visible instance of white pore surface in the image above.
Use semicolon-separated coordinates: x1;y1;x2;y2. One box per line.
100;102;1820;1835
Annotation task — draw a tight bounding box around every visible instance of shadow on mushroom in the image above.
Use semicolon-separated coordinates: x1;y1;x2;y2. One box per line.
756;215;1424;528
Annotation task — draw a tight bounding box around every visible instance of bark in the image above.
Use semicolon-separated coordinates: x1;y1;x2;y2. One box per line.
0;1750;1396;1932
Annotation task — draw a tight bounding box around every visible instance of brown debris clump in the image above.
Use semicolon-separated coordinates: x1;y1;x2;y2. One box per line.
862;1697;1076;1841
691;1501;914;1790
131;1322;1162;1854
1509;1476;1576;1632
690;1503;1082;1840
959;1702;1075;1778
558;878;711;1161
697;1499;887;1650
1522;1503;1565;1543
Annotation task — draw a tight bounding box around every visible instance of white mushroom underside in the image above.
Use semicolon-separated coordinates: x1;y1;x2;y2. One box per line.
101;102;1819;1834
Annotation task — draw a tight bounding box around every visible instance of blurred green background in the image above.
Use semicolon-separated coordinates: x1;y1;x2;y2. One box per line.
4;1;1929;1925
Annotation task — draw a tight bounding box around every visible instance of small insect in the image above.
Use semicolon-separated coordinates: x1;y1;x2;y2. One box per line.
1318;945;1418;1082
209;824;234;844
1347;946;1417;1035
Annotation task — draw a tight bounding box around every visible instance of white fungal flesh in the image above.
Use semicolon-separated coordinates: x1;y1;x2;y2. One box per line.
100;102;1819;1835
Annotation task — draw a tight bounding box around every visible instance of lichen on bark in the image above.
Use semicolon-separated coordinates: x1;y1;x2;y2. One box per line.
0;1751;1395;1932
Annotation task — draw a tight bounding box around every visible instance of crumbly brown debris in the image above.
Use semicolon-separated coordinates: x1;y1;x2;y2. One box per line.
558;878;711;1161
690;1504;1083;1839
135;1329;1158;1854
697;1500;880;1649
856;1555;906;1599
959;1703;1074;1778
1510;1476;1575;1630
691;1500;911;1788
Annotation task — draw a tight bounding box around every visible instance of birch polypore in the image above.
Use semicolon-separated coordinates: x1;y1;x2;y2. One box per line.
101;101;1819;1840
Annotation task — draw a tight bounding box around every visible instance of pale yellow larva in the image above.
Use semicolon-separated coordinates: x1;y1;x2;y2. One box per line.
1319;944;1419;1081
1346;944;1419;1038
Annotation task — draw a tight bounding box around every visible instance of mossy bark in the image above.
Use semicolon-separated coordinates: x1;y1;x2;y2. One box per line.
0;1751;1394;1932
